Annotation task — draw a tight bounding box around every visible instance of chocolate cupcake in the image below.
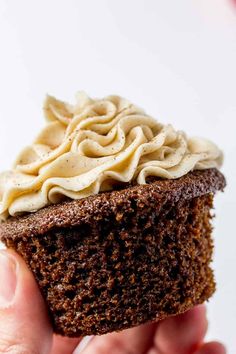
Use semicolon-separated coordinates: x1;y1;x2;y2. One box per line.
0;93;225;337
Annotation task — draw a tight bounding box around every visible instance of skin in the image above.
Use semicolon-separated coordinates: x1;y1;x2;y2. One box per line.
0;250;226;354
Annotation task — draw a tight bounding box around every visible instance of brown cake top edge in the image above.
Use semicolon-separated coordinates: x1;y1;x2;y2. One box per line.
0;168;226;241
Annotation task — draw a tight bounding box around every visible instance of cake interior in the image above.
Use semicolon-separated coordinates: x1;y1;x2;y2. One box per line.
3;193;215;337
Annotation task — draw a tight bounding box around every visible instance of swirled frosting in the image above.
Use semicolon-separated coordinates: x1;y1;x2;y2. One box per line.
0;92;223;219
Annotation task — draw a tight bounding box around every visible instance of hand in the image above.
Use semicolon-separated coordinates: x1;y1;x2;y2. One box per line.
0;249;226;354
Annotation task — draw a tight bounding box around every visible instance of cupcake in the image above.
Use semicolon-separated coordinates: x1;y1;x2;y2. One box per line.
0;93;225;337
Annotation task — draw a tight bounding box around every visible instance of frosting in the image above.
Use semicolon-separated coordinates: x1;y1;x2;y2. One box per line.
0;93;223;219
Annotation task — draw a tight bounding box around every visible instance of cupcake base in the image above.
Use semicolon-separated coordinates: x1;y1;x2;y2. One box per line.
0;168;225;337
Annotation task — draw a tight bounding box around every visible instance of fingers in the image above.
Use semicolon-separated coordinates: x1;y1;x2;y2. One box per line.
50;335;81;354
154;305;208;354
146;342;226;354
0;249;53;354
195;342;226;354
81;322;157;354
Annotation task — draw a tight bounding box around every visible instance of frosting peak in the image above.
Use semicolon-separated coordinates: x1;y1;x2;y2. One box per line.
0;92;223;219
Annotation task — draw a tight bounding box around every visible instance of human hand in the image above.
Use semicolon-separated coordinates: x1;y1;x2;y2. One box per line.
0;249;226;354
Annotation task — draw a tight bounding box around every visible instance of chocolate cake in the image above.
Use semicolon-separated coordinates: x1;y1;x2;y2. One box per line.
0;168;226;337
0;92;226;337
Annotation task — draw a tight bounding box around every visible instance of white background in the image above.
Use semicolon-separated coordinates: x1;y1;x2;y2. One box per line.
0;0;235;352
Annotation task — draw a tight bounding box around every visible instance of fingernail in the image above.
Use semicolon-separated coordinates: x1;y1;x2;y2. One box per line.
0;251;17;308
73;336;94;354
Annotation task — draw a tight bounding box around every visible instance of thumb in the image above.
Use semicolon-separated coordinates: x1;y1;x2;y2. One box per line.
0;249;53;354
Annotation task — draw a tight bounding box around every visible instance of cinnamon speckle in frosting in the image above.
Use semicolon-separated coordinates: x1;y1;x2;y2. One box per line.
0;92;223;219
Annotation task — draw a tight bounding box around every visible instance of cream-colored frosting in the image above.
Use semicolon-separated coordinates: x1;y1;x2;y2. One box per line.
0;92;223;219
